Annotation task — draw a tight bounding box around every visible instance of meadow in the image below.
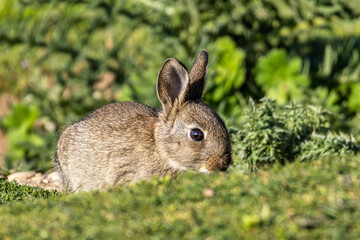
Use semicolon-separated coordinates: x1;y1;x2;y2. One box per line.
0;0;360;238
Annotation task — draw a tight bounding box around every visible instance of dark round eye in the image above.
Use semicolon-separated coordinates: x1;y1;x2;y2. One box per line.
190;128;204;141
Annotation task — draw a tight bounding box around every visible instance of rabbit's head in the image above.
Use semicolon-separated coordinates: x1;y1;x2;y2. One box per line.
155;50;232;173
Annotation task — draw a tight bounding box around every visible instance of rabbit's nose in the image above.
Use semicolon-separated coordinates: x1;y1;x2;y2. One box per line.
219;161;230;172
219;162;228;172
219;154;231;172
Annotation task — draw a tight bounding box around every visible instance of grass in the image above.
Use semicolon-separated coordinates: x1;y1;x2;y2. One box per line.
0;156;359;239
0;178;59;204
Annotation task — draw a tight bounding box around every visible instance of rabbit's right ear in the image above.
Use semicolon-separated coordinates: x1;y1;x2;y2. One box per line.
188;50;208;100
157;58;189;111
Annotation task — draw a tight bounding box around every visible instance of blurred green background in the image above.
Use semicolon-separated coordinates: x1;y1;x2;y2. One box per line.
0;0;359;171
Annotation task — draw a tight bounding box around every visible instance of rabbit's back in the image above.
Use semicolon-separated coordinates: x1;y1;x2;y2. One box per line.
56;102;160;191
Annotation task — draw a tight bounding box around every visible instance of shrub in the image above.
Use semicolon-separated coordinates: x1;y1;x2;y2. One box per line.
253;49;310;104
204;36;246;119
231;98;359;171
1;0;359;119
1;103;54;171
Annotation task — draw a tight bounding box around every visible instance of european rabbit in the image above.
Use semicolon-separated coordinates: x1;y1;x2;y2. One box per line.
54;50;231;192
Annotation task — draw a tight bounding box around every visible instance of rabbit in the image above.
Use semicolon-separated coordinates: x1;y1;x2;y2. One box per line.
54;50;232;192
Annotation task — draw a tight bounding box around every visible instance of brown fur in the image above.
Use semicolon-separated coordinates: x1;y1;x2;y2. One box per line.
54;50;231;192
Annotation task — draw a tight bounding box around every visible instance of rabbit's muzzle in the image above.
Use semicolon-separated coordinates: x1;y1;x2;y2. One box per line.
205;153;232;172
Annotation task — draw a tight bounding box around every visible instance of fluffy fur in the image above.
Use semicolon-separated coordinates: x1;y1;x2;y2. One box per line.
54;50;231;192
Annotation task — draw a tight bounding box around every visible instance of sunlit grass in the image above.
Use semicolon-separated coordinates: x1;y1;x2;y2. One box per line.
0;156;359;239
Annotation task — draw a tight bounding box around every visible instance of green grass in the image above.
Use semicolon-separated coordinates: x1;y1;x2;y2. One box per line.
0;178;59;204
0;156;359;239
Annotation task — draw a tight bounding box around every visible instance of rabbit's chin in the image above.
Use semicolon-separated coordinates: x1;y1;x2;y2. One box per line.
199;167;211;174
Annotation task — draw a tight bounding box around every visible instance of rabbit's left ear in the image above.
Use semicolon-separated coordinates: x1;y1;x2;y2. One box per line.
157;58;189;111
187;50;208;100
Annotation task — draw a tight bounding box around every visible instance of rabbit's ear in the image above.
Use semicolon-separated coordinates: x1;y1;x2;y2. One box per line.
188;50;208;100
157;58;189;110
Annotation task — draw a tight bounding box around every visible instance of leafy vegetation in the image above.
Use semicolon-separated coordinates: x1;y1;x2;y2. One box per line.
1;103;54;171
0;0;359;170
253;49;310;104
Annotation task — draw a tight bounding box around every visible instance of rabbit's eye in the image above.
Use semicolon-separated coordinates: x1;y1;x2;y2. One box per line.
190;128;204;141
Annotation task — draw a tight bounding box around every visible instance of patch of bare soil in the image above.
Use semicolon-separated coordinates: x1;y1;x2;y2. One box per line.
5;171;62;191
